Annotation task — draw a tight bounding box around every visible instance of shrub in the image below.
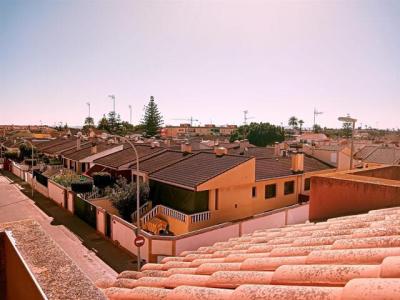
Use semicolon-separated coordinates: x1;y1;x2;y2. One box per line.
93;172;113;189
71;181;93;193
4;151;18;160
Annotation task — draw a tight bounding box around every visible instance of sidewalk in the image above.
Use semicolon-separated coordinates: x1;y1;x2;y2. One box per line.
0;170;138;278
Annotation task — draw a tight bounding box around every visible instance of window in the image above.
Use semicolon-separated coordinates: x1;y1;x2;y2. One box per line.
252;187;257;198
304;178;311;191
265;184;276;199
215;189;219;210
284;181;295;195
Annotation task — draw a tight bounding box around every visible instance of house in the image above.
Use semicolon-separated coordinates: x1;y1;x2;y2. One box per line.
303;144;352;171
140;149;333;235
88;144;166;179
354;145;400;167
61;142;123;174
296;132;329;144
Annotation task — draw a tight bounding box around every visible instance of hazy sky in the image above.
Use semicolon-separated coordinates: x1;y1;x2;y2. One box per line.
1;0;399;129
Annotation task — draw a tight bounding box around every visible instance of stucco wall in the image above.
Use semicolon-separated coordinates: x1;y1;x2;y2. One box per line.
48;180;66;207
286;203;309;225
96;209;106;235
175;223;240;256
241;211;286;235
310;175;400;221
111;216;149;262
33;179;49;198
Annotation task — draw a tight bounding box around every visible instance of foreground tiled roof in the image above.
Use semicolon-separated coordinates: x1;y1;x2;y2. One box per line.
256;155;333;180
99;206;400;299
149;152;251;190
94;145;165;169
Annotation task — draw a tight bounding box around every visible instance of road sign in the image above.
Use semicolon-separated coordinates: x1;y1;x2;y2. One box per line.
134;236;145;247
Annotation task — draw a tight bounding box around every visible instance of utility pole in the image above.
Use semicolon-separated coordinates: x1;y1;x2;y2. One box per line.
129;105;132;124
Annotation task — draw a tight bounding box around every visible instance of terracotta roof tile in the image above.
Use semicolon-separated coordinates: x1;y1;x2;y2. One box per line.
101;206;400;300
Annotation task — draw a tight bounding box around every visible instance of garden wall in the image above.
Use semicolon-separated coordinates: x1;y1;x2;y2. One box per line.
48;180;67;207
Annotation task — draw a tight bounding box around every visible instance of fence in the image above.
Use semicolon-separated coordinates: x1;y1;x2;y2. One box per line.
73;196;97;229
33;170;48;187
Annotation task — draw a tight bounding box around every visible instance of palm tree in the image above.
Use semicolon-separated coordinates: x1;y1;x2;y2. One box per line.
288;116;298;130
298;119;304;134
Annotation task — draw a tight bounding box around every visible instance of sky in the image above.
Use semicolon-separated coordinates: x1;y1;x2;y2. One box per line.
0;0;399;129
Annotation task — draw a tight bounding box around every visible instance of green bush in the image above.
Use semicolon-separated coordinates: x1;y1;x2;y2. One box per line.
71;181;93;193
93;172;113;189
4;151;18;160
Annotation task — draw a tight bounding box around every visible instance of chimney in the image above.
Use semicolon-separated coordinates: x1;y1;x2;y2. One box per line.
76;137;81;150
151;141;160;148
291;152;304;173
274;142;280;156
181;142;192;153
215;146;228;157
164;139;171;147
91;142;97;154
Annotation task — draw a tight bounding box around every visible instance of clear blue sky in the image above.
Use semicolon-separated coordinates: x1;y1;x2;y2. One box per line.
1;0;399;129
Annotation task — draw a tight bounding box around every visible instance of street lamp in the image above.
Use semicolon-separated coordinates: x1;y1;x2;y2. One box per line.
108;134;141;270
338;116;357;170
108;95;116;114
129;105;132;124
23;139;35;199
86;102;91;119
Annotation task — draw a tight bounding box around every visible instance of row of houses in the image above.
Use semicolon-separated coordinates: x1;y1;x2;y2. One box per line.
8;135;334;236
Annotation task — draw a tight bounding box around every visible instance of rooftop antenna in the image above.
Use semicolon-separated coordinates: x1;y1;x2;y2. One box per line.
243;110;254;125
313;108;323;128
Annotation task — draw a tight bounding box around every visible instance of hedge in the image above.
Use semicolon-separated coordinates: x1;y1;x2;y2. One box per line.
92;172;113;189
71;181;93;193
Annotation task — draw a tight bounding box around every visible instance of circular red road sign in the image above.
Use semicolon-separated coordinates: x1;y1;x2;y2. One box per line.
134;236;145;247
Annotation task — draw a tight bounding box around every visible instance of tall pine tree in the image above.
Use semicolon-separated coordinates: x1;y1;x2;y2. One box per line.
142;96;163;137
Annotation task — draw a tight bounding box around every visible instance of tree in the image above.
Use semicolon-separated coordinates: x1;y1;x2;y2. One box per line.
84;117;94;128
106;177;150;221
313;124;322;133
141;96;163;137
342;122;352;138
298;120;304;134
98;115;109;132
288;116;298;130
230;122;284;147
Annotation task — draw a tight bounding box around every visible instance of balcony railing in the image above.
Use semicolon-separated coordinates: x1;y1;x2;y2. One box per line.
132;201;152;222
140;204;211;226
190;211;211;224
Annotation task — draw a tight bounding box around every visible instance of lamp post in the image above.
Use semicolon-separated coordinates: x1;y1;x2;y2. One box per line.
23;139;35;198
129;105;132;124
338;116;357;170
86;102;91;119
108;95;116;114
109;134;141;270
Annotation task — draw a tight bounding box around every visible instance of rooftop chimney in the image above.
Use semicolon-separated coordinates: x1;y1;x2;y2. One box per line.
181;142;192;153
151;141;160;148
274;142;280;156
76;137;81;150
215;146;228;157
291;152;304;174
91;142;97;154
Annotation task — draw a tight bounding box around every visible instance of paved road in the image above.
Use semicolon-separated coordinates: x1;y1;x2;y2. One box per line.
0;171;137;282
